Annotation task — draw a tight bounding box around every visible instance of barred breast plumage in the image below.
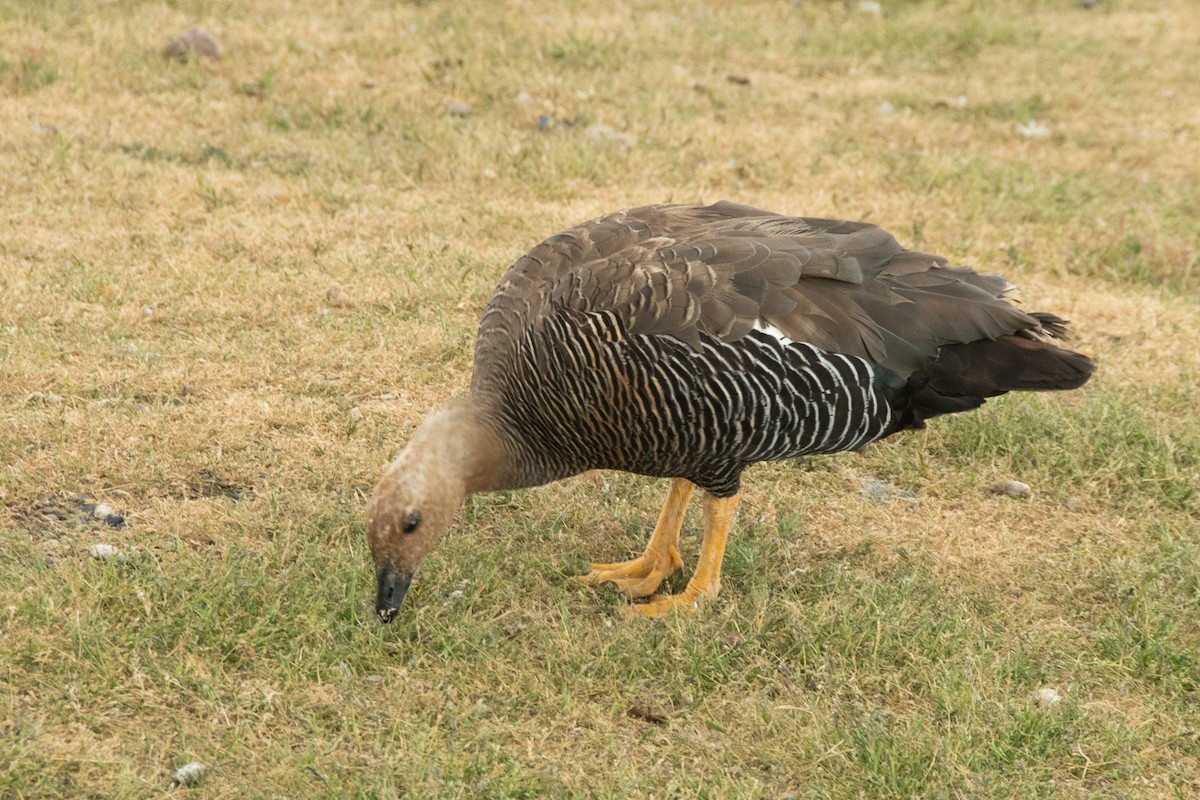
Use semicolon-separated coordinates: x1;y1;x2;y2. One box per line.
367;201;1094;620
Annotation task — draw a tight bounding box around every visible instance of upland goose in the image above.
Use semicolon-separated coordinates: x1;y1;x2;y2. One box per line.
368;202;1093;620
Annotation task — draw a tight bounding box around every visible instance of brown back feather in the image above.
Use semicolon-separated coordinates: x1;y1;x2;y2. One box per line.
472;201;1092;400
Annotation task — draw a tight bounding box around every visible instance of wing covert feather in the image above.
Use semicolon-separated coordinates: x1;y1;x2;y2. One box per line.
472;202;1058;390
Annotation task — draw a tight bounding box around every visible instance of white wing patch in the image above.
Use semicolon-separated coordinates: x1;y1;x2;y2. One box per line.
753;321;794;345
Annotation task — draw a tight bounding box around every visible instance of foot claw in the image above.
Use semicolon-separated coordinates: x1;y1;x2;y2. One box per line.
625;591;706;618
577;547;683;598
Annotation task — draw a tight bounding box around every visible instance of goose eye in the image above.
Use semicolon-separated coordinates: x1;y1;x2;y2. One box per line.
402;511;421;534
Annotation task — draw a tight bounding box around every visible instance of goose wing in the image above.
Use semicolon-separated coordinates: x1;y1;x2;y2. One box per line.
473;201;1049;389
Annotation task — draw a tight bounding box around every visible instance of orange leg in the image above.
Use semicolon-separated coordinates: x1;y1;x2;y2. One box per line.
630;491;740;618
580;478;693;598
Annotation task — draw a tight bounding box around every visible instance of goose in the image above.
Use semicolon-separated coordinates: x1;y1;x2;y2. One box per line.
367;201;1093;620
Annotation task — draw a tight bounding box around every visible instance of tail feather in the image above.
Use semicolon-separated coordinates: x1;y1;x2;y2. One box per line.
885;318;1094;430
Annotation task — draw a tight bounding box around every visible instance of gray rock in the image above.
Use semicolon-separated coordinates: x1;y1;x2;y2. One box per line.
89;543;124;561
989;480;1032;499
1035;687;1062;706
172;762;207;787
857;475;919;507
162;28;221;62
446;101;472;118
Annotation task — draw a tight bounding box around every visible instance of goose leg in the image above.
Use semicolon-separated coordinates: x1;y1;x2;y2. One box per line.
630;491;740;618
580;478;693;598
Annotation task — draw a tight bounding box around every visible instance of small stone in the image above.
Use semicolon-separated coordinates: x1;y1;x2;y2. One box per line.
90;543;122;560
858;1;883;15
583;124;634;148
173;762;207;787
878;101;895;113
514;91;532;105
31;114;57;135
162;27;221;62
26;392;64;406
857;475;919;507
989;480;1032;499
536;114;554;132
446;101;472;118
1035;687;1062;706
92;503;114;520
364;674;383;685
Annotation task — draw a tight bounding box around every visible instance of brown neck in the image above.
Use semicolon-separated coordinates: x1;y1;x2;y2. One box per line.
395;399;509;496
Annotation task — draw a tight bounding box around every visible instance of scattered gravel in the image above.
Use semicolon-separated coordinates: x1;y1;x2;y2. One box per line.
162;28;221;62
31;495;126;529
989;480;1032;500
173;762;208;787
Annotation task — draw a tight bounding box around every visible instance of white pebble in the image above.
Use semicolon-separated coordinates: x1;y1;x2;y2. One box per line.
446;101;472;118
89;543;122;560
878;101;895;113
989;480;1032;499
1035;687;1062;706
92;503;114;520
859;1;883;14
1017;120;1051;139
173;762;207;787
584;124;634;147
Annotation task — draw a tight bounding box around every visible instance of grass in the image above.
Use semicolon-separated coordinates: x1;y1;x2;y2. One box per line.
2;0;1199;796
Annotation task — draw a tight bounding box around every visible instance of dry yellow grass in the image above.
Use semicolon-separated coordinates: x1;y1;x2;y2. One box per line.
2;0;1199;797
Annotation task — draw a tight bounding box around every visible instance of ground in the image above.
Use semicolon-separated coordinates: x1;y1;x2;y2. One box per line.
1;0;1198;797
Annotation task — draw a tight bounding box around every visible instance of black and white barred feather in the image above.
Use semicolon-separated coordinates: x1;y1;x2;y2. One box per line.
488;307;904;497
